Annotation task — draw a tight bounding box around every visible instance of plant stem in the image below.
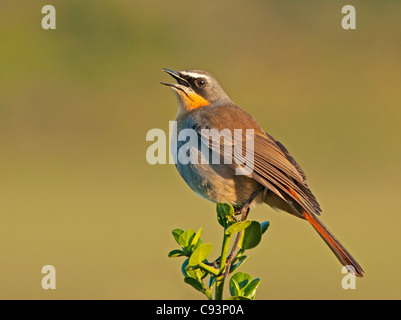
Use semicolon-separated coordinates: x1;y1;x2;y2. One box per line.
214;186;264;300
219;234;232;272
198;262;219;276
214;275;225;300
215;233;232;300
223;231;244;277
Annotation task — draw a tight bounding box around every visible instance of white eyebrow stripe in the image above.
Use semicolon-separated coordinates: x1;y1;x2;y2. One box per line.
180;71;208;79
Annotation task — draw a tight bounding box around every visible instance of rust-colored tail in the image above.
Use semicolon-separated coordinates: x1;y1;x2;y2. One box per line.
303;211;364;277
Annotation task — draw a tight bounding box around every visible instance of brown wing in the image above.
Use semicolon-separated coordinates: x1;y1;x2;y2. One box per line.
264;132;307;180
245;132;321;216
189;104;321;216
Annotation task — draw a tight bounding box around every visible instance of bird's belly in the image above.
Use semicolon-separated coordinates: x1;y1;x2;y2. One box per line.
175;161;261;206
173;123;261;206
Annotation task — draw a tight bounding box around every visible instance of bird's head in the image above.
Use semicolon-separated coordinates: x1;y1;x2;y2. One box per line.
160;69;232;113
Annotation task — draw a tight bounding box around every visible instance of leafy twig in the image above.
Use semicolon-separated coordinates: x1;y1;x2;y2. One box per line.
168;200;270;300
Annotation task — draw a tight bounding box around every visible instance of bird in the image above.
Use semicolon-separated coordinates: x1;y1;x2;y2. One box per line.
160;68;364;277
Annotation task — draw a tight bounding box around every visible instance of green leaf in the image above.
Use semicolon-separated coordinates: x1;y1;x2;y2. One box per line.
228;296;252;300
229;272;260;299
217;203;235;217
225;220;252;235
168;249;185;258
178;230;195;248
186;265;207;281
181;258;190;277
229;272;252;297
191;228;203;245
229;255;248;273
243;278;261;299
217;203;235;227
240;221;262;250
230;278;241;296
261;221;270;235
208;275;216;288
172;229;184;244
184;277;205;293
189;243;213;266
189;228;203;251
181;258;206;280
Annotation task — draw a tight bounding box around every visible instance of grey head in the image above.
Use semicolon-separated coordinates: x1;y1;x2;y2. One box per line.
161;69;233;111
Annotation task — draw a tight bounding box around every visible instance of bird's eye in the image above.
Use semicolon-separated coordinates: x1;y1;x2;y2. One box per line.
195;78;207;87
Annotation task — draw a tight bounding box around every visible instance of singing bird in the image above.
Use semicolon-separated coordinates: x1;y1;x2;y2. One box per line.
160;68;364;277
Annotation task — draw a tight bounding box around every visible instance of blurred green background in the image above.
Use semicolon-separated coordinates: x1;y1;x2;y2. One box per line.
0;0;400;299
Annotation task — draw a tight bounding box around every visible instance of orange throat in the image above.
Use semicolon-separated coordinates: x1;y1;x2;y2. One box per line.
177;91;210;111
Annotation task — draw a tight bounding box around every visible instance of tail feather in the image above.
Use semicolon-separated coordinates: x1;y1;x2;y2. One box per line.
303;211;364;277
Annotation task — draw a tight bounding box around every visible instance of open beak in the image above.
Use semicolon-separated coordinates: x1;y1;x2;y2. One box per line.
160;68;210;109
160;68;190;89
